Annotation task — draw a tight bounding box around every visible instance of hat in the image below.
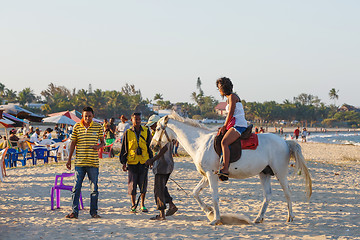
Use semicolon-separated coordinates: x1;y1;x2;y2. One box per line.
146;115;161;127
120;115;128;121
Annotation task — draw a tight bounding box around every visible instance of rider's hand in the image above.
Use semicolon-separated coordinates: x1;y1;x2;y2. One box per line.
220;126;227;134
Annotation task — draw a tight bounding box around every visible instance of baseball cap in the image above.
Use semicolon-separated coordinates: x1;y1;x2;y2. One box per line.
146;114;161;127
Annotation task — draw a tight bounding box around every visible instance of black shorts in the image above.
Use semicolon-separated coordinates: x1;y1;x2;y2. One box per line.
127;163;148;195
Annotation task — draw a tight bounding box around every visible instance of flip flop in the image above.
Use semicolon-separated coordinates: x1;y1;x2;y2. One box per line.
150;215;165;220
91;214;101;218
141;206;148;213
130;205;137;213
65;213;78;219
165;207;178;216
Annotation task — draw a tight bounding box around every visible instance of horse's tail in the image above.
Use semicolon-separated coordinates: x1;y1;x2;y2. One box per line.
286;140;312;200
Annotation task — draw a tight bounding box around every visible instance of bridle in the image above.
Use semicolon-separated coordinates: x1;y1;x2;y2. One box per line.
153;117;171;148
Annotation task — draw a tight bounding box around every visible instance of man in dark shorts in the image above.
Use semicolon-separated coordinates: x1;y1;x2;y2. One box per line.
119;112;153;213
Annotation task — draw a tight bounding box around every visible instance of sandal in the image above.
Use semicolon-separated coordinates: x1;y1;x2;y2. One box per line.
130;205;137;213
91;214;101;218
150;215;165;220
65;213;78;219
217;170;229;181
141;206;148;213
165;206;178;216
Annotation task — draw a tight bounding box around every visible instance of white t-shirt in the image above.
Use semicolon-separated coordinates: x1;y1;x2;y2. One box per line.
117;122;130;139
30;132;40;143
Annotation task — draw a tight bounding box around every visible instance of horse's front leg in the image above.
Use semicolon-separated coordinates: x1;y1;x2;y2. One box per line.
192;176;212;215
206;171;221;225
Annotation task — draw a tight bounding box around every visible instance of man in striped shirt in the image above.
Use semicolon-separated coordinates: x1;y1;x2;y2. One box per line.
65;106;105;219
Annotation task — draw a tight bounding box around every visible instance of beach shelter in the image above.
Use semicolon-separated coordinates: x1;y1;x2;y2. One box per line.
42;115;77;125
2;112;28;127
0;117;14;128
48;111;80;123
0;104;44;122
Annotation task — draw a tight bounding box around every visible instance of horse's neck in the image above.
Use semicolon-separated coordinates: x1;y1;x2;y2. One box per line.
168;121;212;159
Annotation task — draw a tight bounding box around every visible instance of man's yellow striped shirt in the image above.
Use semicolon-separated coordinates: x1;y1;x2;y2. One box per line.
71;121;104;167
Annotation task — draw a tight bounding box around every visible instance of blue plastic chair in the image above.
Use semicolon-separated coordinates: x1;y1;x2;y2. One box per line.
47;146;60;163
5;148;17;168
33;148;49;165
12;149;29;167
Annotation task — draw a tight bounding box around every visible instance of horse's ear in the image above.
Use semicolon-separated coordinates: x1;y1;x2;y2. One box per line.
164;115;169;124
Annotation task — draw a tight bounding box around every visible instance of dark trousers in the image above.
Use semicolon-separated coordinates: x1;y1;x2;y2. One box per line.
154;173;172;210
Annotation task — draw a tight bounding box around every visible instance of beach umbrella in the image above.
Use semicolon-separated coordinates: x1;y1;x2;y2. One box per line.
48;110;81;123
42;115;77;125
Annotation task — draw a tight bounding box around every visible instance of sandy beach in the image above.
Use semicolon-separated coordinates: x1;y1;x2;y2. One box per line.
1;141;359;239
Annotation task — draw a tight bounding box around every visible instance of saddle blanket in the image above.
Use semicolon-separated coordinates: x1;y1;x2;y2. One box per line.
240;133;258;150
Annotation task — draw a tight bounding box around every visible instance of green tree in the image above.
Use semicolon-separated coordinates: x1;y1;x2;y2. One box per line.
17;87;36;106
0;83;5;97
154;93;163;101
329;88;339;106
41;83;74;112
4;89;17;102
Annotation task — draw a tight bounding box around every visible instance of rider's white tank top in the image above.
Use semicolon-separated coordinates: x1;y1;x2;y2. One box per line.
226;101;248;128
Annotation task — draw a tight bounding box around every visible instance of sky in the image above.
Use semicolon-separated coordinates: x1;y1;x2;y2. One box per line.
1;1;359;107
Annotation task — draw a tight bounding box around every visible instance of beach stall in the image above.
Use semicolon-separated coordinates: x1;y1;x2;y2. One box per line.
0;104;44;122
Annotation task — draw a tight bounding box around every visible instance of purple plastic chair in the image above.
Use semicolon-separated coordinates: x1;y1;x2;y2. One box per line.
50;172;84;210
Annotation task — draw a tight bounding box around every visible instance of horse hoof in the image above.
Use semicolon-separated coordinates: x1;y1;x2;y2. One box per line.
254;217;264;224
287;216;294;222
209;219;222;225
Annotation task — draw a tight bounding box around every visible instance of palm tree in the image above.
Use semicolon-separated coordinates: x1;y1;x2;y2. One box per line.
0;83;5;97
329;88;339;106
4;89;17;102
196;77;204;96
17;87;36;106
154;93;163;101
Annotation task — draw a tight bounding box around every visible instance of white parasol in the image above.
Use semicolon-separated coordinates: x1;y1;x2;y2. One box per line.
42;115;77;125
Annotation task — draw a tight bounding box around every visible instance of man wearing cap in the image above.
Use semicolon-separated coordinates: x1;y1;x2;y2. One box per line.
145;115;178;220
116;115;130;143
119;112;153;213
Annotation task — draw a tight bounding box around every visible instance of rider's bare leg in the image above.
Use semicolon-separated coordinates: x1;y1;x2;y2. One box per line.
220;128;240;174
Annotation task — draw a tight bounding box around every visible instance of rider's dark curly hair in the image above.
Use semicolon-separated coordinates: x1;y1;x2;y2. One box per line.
216;77;233;96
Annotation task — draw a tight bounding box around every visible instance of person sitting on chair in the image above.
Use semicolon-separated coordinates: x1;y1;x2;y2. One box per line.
216;77;248;180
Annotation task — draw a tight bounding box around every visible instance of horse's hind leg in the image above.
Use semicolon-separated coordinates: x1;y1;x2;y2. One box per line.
255;173;272;223
193;176;212;214
277;176;294;222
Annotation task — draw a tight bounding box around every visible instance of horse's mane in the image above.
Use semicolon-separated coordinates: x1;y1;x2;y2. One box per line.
167;112;212;131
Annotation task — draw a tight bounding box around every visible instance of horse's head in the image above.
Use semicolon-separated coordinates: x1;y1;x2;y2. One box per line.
150;115;172;152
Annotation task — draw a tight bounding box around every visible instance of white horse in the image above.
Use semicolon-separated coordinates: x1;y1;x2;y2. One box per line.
151;113;312;225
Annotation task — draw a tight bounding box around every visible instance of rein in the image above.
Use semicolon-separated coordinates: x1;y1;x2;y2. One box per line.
153;117;171;147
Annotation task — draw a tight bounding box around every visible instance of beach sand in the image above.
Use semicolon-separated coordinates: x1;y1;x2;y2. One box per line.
0;142;359;239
